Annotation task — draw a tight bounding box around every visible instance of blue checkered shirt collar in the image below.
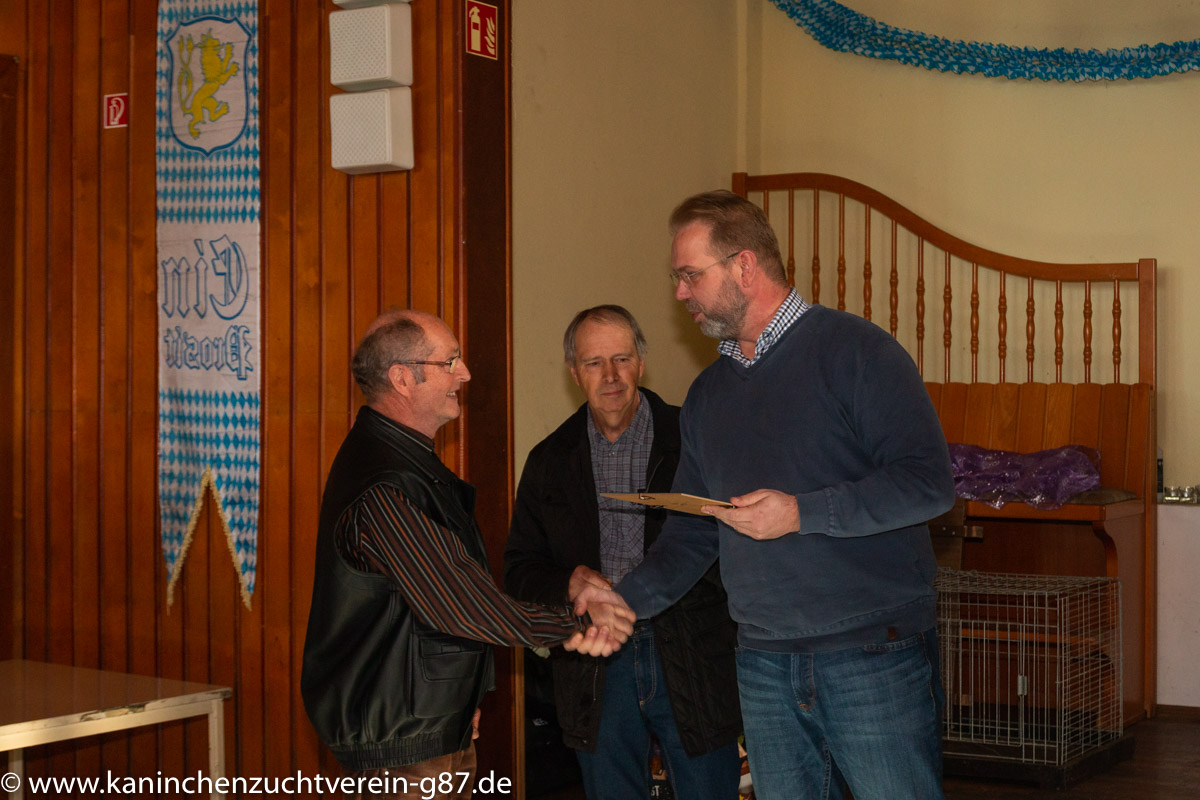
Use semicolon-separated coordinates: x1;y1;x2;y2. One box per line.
717;288;810;366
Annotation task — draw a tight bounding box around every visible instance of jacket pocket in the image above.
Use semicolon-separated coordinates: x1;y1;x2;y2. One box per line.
410;627;486;719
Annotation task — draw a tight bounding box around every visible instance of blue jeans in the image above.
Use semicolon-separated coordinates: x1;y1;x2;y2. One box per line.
576;624;740;800
736;628;944;800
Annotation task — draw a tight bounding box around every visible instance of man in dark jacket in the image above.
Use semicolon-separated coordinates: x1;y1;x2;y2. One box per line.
504;305;741;800
301;310;633;799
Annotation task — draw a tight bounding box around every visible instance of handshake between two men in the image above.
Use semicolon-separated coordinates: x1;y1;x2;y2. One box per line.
561;565;636;657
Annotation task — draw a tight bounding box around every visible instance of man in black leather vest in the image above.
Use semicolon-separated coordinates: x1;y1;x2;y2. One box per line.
505;306;741;800
302;310;634;799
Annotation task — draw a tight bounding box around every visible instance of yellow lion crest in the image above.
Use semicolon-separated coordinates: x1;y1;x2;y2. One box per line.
177;31;240;139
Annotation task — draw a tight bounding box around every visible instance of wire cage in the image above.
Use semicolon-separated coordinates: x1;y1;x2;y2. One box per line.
935;568;1123;770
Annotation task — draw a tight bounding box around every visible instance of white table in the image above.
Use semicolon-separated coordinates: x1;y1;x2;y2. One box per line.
0;660;232;800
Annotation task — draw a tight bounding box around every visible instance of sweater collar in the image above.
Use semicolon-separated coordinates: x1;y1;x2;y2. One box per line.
718;288;811;367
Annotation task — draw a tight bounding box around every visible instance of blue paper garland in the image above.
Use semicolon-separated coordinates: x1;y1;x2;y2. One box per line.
771;0;1200;81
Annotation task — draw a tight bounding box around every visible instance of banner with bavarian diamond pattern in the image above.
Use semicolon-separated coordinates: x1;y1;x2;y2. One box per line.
156;0;260;608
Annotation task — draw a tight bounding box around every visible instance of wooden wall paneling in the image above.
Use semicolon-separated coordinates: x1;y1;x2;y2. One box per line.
158;533;186;784
349;178;383;335
235;563;266;785
260;267;298;787
182;502;214;777
386;174;424;314
261;0;299;779
409;0;447;318
439;0;460;333
20;0;48;672
206;508;241;784
97;0;132;780
1;52;20;665
72;0;102;669
439;0;464;473
293;0;326;779
316;9;354;466
406;2;443;324
127;0;164;780
45;0;76;677
316;53;353;599
43;3;79;784
39;0;79;777
291;383;324;781
380;174;415;313
125;289;162;787
72;0;105;784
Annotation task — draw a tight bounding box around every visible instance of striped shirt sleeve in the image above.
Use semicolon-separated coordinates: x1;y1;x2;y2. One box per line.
340;483;586;648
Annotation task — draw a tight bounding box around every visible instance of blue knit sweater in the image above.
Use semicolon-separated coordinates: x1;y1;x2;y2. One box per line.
618;305;955;652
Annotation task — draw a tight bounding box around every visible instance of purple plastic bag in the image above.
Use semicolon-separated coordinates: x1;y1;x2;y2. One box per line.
947;443;1101;510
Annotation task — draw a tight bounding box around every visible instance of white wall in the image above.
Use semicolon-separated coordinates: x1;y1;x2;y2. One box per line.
512;0;740;473
751;0;1200;485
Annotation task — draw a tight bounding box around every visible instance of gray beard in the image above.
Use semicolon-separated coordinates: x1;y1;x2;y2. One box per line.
696;278;750;340
699;315;739;339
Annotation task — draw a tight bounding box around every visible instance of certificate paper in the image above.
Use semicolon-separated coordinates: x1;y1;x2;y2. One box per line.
601;493;733;516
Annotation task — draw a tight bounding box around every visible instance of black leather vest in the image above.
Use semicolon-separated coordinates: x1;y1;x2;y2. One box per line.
301;406;495;770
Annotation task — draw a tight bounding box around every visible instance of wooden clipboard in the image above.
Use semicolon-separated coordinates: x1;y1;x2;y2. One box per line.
601;492;732;516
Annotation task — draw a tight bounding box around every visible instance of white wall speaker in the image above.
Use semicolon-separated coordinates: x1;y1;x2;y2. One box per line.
330;4;413;91
330;87;413;174
332;0;410;8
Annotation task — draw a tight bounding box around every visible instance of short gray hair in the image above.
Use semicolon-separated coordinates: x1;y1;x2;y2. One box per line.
562;305;648;365
351;315;433;399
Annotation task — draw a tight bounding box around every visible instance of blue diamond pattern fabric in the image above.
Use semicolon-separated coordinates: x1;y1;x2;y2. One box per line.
772;0;1200;81
156;0;260;609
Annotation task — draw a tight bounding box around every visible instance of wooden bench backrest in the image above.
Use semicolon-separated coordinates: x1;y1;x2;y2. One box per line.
926;382;1153;496
733;172;1156;389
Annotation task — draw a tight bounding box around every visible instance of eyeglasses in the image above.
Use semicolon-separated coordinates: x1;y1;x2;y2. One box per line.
395;355;462;374
668;251;741;288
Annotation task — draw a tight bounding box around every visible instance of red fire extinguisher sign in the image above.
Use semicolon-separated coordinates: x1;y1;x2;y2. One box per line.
466;0;499;60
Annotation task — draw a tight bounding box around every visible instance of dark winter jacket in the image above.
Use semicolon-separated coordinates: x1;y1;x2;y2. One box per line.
504;389;741;756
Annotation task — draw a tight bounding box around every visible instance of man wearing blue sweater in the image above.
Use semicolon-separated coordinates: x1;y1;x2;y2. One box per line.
613;190;956;800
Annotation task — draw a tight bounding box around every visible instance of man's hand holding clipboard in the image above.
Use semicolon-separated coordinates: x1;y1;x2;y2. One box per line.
605;488;800;540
